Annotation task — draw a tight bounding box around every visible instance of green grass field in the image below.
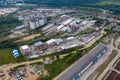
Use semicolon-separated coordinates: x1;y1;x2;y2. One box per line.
76;27;95;36
98;1;120;5
118;44;120;50
0;48;26;66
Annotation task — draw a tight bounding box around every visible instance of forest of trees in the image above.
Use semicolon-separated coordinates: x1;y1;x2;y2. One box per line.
0;14;21;38
24;0;120;6
82;5;120;15
24;0;100;6
23;0;120;15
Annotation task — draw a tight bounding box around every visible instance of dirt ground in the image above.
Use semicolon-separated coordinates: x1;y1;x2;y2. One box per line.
15;34;41;42
23;74;39;80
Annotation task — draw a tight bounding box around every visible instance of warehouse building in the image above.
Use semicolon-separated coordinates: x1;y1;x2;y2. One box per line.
46;38;63;47
61;44;78;50
20;45;32;56
34;41;47;50
46;39;57;47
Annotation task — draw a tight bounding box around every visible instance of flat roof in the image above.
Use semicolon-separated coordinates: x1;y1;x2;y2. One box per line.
21;45;29;50
62;18;73;25
34;41;44;46
57;25;64;30
66;37;75;40
46;39;56;44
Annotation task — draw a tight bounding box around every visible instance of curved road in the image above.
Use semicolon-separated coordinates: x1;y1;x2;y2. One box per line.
0;28;107;80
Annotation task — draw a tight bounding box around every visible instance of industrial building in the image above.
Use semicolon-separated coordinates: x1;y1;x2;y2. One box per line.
29;18;46;30
46;38;63;47
61;44;77;50
20;45;30;52
34;41;47;50
20;45;31;56
56;17;95;34
46;39;57;47
56;18;74;30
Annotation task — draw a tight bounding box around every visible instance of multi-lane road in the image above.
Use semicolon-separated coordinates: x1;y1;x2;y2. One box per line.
54;44;107;80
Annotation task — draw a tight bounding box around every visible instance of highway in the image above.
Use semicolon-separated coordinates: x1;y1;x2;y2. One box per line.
54;44;107;80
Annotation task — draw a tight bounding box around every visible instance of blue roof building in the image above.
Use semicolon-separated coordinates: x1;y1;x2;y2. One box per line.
12;49;20;58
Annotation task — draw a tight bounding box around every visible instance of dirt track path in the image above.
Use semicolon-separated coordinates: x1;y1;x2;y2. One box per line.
1;28;107;80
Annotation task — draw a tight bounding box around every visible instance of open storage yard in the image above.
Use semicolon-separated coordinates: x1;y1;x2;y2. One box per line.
106;71;120;80
115;60;120;72
15;34;41;42
105;59;120;80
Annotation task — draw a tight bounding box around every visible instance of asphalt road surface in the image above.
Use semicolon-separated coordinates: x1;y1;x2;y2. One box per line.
55;44;107;80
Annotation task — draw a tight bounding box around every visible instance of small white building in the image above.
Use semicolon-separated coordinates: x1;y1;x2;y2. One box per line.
61;44;77;50
66;37;75;41
21;45;29;50
20;45;31;53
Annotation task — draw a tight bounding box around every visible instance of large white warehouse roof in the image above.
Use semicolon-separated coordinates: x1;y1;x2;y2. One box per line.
62;18;73;25
57;25;64;30
46;39;56;45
